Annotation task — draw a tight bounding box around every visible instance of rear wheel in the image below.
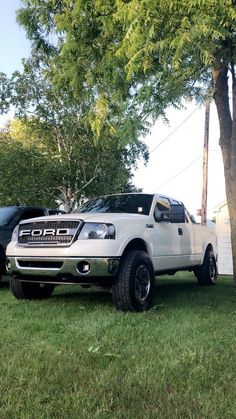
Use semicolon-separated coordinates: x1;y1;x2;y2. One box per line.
112;250;155;312
195;249;217;286
10;276;55;299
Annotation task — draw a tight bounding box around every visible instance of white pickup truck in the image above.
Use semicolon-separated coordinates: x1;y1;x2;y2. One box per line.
6;193;217;311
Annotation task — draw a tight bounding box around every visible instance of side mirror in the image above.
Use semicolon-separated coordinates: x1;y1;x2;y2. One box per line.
154;204;185;223
154;206;169;222
169;204;185;223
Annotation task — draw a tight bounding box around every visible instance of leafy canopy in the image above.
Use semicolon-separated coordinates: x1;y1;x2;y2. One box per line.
0;46;148;210
16;0;236;122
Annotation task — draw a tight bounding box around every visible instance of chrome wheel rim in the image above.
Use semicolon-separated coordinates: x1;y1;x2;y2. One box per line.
135;265;151;302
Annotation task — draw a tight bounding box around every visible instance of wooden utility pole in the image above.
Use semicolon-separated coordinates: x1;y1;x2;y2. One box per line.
201;101;210;225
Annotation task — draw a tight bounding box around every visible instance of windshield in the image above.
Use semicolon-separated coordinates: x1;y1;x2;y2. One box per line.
75;194;154;215
0;207;18;227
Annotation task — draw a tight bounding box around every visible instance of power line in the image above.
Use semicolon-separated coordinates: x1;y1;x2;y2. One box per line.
149;105;201;155
155;154;203;190
145;104;218;191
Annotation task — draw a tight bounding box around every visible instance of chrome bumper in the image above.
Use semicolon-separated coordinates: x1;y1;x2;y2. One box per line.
7;256;120;283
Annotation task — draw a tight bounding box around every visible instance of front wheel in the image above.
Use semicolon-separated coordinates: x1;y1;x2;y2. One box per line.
194;249;217;286
112;250;155;312
10;276;55;299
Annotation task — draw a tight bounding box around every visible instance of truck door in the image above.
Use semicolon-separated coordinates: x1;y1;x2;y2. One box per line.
177;208;195;267
151;197;182;271
152;197;194;271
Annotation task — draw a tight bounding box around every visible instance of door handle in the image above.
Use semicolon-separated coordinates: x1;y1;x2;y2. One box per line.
178;228;183;236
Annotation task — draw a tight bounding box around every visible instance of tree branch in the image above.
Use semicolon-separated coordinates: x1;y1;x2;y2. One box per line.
73;163;100;198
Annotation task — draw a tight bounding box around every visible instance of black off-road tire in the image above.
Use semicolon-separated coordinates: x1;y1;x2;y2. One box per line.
112;250;155;312
195;249;217;286
10;276;55;299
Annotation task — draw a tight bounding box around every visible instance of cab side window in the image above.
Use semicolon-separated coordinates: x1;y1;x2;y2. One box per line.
156;198;170;210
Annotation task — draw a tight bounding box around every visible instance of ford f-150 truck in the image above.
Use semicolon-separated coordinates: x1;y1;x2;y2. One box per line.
6;193;217;311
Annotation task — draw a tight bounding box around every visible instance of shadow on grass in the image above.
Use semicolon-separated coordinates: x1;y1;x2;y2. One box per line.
50;274;235;311
155;277;200;296
0;278;9;289
52;285;112;308
153;274;235;310
2;273;234;311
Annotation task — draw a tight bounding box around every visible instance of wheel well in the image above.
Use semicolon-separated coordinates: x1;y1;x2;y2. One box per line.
206;243;213;251
205;243;213;254
202;243;214;262
123;239;148;255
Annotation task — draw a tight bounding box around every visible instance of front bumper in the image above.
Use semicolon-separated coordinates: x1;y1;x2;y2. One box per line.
6;256;120;285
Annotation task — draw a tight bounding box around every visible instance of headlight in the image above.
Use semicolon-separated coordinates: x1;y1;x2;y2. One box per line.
79;223;116;239
11;225;19;241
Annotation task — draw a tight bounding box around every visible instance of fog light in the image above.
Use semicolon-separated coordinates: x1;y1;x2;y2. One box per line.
108;259;118;274
77;261;90;275
6;259;11;271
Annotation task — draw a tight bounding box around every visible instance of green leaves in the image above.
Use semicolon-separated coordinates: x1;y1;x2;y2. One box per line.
9;0;236;208
90;93;110;140
0;73;12;114
15;0;236;120
0;131;58;207
0;42;147;210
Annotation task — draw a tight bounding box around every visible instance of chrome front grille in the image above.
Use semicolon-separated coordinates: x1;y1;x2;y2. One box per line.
18;220;81;246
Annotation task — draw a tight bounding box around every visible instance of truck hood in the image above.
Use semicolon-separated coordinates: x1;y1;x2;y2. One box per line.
19;212;149;225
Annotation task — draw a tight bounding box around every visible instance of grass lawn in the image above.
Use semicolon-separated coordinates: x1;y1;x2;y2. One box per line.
0;273;235;419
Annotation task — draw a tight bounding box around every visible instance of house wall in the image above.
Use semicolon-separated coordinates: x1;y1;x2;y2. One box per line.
216;204;233;275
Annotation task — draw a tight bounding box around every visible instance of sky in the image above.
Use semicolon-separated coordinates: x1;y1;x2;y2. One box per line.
133;103;225;218
0;1;226;218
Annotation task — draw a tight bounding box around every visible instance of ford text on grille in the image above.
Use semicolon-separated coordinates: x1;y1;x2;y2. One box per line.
19;228;71;237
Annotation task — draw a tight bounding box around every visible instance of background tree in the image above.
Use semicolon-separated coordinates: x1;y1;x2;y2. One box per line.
0;117;146;210
0;126;59;206
0;48;148;211
15;0;236;281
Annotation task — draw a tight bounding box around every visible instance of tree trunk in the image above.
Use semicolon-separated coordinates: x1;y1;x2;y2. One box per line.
224;172;236;285
58;186;75;213
213;63;236;284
